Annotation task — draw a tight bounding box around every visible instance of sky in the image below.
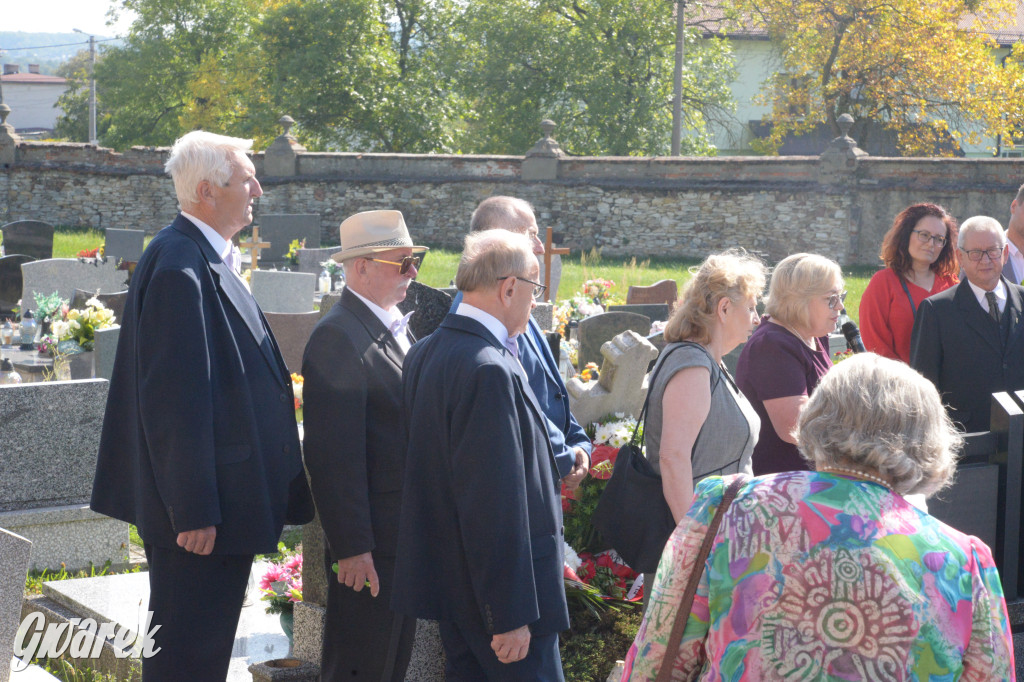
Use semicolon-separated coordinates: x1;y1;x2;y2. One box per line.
6;0;136;37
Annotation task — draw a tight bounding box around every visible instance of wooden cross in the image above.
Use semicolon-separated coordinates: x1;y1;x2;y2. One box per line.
239;225;271;271
542;226;570;303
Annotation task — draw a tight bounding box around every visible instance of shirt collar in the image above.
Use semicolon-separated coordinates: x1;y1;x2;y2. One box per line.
348;287;404;329
455;302;512;348
967;277;1006;307
182;211;232;261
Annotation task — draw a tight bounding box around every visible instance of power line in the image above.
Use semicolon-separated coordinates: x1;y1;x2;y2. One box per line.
0;37;121;52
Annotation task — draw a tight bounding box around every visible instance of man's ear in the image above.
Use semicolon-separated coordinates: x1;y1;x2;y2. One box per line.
197;179;215;204
498;277;516;307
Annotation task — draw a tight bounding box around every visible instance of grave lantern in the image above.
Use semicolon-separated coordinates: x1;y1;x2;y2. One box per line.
18;310;35;350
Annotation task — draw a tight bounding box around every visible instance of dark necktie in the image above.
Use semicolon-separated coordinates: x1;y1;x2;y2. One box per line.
986;291;1000;322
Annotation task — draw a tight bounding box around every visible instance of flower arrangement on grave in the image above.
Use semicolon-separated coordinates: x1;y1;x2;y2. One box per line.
51;297;117;353
832;349;854;364
320;260;342;278
77;244;104;259
291;372;304;423
259;547;303;615
560;412;645;611
553;278;620;336
579;362;599;382
33;292;67;328
284;238;305;267
582;278;616;306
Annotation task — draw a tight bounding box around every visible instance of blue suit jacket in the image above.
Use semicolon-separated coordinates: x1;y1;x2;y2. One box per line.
392;313;570;637
450;292;591;477
91;215;314;554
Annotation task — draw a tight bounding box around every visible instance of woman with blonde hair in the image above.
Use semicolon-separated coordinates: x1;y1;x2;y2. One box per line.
624;353;1014;680
646;249;767;523
736;252;843;475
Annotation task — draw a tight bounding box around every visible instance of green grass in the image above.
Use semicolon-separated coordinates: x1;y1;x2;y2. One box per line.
45;229;880;323
419;247;880;324
25;562;142;596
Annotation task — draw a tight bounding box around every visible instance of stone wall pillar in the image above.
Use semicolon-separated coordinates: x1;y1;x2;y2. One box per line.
264;115;306;177
521;119;564;181
819;114;868;263
0;103;20;168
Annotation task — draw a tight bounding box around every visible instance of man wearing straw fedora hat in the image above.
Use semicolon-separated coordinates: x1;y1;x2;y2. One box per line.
302;209;427;680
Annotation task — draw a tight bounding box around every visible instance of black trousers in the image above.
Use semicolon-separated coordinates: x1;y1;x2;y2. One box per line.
320;552;415;681
143;544;253;682
439;620;564;682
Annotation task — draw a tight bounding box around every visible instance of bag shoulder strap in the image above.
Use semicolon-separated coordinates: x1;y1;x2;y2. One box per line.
632;341;719;446
653;475;749;682
899;275;917;317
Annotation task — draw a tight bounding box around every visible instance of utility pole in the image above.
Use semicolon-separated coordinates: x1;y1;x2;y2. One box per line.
73;29;97;145
671;0;686;156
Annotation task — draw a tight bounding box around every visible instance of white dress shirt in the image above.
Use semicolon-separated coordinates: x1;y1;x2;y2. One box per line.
182;211;249;290
1007;237;1024;284
967;278;1007;315
349;288;412;353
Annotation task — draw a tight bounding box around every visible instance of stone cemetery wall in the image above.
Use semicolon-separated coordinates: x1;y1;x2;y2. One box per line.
3;140;1024;264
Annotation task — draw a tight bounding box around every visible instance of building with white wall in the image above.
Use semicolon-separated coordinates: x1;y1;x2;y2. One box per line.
1;64;67;137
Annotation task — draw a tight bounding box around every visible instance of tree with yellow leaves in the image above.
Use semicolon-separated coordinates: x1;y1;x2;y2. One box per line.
735;0;1024;155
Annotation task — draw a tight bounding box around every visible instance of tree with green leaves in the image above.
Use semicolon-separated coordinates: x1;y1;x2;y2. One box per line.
447;0;736;156
54;49;110;142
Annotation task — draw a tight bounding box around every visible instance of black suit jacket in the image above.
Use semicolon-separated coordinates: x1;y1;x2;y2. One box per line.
391;313;570;637
910;277;1024;433
301;287;409;560
91;215;314;554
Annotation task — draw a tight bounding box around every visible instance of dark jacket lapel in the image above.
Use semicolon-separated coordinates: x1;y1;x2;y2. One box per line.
956;279;1003;356
171;216;286;389
340;287;406;370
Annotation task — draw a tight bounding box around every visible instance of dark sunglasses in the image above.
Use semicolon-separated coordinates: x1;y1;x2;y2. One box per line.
366;255;421;274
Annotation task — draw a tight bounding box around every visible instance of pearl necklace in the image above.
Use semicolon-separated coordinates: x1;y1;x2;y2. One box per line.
818;466;893;491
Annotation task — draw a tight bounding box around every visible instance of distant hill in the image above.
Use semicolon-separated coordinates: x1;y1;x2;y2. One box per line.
0;32;123;75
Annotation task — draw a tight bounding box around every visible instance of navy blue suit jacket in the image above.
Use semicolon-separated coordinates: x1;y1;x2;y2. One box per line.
450;292;591;477
392;313;570;637
91;215;314;554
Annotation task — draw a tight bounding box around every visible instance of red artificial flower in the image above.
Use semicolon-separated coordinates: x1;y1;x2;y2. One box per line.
589;444;619;480
563;564;582;582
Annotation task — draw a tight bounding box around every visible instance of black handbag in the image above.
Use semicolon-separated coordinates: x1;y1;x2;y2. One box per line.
591;345;687;574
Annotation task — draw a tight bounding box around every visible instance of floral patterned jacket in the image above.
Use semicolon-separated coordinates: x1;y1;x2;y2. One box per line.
623;471;1015;681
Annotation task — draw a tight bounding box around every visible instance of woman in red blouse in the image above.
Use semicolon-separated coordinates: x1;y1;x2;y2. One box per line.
860;203;959;362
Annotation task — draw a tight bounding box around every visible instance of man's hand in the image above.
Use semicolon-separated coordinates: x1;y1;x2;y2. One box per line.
335;552;379;597
491;624;530;664
176;526;216;555
562;447;590;492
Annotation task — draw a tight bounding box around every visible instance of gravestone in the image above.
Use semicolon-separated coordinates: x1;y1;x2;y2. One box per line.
626;279;678;306
264;311;320;373
567;330;660;427
0;380;128;571
532;302;554;332
71;289;129;324
251;271;316;314
93;326;121;381
319;292;342;319
1;221;54;260
607;303;670;326
397;281;453;339
103;228;145;264
576;311;652;370
1;527;32;682
21;259;126;315
295;247;341;275
0;254;33;319
538;253;562;303
258;214;321;265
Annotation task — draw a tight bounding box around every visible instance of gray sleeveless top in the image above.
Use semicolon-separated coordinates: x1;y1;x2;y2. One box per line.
644;342;759;482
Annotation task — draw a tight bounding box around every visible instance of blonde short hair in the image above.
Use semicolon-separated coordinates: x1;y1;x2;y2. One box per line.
664;250;767;344
455;230;536;293
764;253;843;330
164;131;253;210
797;353;962;497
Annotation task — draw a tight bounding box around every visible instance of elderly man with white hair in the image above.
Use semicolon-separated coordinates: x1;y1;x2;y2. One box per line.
91;130;314;681
911;215;1024;432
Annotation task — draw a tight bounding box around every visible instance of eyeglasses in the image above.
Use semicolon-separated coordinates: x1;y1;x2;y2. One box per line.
366;255;421;274
825;291;847;310
497;276;547;300
959;247;1003;263
912;230;946;247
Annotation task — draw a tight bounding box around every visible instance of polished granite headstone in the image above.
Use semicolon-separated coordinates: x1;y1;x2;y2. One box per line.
103;228;145;264
0;254;33;318
626;278;678;306
396;280;452;339
258;215;321;265
251;270;316;314
264;311;320;374
295;247;341;275
0;527;32;682
607;303;670;326
1;221;54;261
21;259;126;315
576;311;652;371
70;288;128;324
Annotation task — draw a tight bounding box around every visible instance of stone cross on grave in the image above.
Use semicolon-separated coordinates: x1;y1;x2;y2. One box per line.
542;226;569;303
239;226;271;270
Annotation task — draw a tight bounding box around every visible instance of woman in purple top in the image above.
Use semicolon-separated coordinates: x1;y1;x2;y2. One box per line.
736;253;842;475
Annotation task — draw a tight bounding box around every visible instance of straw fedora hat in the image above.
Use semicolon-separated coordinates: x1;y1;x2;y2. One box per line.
332;210;429;263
